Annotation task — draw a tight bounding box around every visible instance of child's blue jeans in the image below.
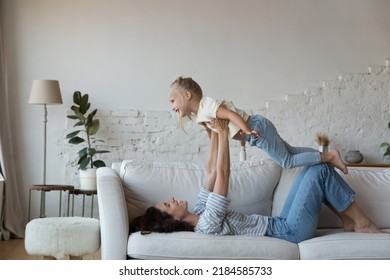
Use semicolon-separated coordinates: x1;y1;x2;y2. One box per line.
246;115;321;168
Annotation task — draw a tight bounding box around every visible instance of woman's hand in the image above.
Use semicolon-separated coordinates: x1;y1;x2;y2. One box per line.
207;119;229;134
200;122;212;139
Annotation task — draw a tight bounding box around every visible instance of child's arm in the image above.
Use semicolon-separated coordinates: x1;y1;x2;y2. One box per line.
216;106;259;138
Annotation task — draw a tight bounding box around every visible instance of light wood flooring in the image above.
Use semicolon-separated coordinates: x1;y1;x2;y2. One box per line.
0;238;101;260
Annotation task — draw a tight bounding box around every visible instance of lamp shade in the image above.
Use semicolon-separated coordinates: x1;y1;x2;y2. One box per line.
29;80;63;105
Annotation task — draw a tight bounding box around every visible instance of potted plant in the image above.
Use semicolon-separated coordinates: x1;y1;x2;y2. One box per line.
380;122;390;163
66;91;109;190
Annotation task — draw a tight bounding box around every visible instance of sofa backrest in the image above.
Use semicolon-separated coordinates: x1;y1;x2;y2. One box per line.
119;159;282;223
272;166;390;228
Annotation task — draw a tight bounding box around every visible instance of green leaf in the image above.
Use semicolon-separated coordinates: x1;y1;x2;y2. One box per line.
75;110;85;122
79;157;91;170
73;121;84;127
81;94;89;106
88;119;100;135
86;113;93;127
73;91;81;105
70;105;79;113
93;160;106;168
89;109;97;118
69;137;85;144
95;150;110;154
388;122;390;130
67;115;78;119
78;147;88;157
79;102;89;115
66;130;81;139
380;143;390;147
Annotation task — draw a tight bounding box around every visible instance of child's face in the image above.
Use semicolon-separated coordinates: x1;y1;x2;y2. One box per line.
168;88;189;117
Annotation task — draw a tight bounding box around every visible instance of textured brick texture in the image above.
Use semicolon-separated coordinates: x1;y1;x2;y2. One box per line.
60;62;390;217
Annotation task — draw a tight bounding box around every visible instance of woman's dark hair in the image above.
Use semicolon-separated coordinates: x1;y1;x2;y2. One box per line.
129;207;195;235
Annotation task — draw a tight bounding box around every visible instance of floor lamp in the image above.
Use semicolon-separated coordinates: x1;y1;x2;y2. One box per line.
28;80;63;217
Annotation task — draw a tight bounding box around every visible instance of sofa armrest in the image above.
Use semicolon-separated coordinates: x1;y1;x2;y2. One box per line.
97;167;129;260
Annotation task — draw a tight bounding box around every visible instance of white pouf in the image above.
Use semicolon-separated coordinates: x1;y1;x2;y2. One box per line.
25;217;100;259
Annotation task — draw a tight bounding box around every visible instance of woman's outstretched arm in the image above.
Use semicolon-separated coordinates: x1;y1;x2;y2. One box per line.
204;129;218;192
212;119;230;197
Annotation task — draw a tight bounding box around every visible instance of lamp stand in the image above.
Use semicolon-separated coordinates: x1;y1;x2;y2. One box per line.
28;80;62;219
40;104;48;217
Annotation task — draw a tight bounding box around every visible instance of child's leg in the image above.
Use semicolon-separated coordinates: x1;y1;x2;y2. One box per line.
247;115;348;173
282;139;319;156
247;115;321;168
320;150;348;174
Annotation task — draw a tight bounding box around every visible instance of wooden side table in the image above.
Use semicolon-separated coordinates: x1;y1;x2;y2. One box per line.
71;189;97;218
346;164;390;168
28;184;74;220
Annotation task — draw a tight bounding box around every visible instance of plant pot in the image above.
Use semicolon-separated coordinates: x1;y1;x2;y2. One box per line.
319;146;328;153
79;168;97;191
344;150;363;164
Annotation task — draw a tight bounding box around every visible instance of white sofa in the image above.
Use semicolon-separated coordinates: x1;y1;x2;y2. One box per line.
96;159;390;260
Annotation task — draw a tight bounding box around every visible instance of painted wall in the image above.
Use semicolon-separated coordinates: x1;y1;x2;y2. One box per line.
3;0;390;218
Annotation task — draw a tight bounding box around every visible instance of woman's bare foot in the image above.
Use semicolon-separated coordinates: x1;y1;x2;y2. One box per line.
354;220;385;233
321;150;348;174
340;215;355;232
343;202;386;233
327;205;355;231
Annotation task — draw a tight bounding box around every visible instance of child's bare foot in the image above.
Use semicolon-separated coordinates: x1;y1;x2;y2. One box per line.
331;150;348;174
321;150;348;174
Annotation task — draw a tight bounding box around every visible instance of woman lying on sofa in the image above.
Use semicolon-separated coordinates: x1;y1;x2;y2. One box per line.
129;119;383;243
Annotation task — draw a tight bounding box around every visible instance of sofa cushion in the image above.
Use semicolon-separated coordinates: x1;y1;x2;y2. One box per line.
272;166;390;228
299;229;390;259
120;159;282;223
127;231;299;260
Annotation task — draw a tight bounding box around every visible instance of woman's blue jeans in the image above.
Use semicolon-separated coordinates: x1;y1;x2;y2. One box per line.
266;163;355;243
246;115;321;168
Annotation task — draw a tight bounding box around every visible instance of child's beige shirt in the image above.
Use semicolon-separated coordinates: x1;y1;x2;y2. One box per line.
196;96;249;139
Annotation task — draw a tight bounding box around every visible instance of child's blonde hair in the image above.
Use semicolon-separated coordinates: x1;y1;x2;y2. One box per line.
169;76;203;130
170;76;203;98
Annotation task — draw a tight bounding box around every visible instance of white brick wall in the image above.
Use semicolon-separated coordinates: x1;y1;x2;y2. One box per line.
60;61;390;217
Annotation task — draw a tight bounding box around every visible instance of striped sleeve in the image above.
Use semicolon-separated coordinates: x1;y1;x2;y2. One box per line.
195;192;231;234
193;188;210;215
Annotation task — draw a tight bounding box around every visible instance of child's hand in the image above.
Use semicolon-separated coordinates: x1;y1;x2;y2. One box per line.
241;130;260;138
250;130;260;138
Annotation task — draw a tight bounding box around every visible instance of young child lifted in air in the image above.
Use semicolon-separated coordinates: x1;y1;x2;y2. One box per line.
167;76;348;174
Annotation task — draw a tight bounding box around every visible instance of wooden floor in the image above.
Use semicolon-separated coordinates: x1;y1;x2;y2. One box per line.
0;238;101;260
